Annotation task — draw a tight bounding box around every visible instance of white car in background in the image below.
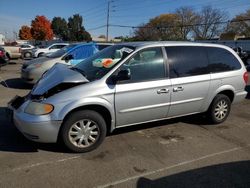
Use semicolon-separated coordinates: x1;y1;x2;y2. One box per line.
32;43;69;58
20;44;35;50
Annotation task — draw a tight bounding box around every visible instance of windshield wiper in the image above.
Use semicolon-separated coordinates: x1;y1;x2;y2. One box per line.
71;67;87;78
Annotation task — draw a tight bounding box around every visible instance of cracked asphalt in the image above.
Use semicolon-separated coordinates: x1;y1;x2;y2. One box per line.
0;59;250;188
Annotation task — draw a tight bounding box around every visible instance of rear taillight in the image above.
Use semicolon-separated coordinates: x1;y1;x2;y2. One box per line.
243;72;248;85
0;50;4;57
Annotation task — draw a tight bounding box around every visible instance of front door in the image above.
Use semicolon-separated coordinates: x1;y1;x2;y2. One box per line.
114;47;171;127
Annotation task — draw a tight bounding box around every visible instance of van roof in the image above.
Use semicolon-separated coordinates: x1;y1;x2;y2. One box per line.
118;41;229;49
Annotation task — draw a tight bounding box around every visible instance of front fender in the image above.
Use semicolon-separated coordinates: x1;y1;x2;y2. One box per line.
58;97;116;131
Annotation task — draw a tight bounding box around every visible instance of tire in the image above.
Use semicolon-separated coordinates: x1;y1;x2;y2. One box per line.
207;94;231;124
38;53;44;57
24;52;32;59
60;110;107;153
6;53;10;59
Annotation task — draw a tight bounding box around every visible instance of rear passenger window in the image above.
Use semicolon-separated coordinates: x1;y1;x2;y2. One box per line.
119;47;166;82
206;47;241;73
165;46;209;78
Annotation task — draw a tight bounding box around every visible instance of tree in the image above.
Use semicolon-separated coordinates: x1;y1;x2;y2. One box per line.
175;7;197;40
31;15;54;40
19;25;32;40
68;14;92;41
193;6;227;40
51;17;68;40
98;35;106;39
224;9;250;37
133;14;181;41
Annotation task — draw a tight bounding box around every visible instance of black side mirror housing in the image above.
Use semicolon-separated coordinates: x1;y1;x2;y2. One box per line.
112;69;131;83
64;54;74;62
107;69;131;85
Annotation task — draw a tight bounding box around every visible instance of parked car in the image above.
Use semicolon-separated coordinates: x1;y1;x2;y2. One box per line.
9;42;248;153
21;43;112;84
20;44;35;50
21;49;33;59
20;44;35;59
1;45;21;59
233;47;249;65
0;46;9;66
32;43;69;58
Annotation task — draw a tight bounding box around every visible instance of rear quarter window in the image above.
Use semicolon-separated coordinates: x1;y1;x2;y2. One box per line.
206;47;241;73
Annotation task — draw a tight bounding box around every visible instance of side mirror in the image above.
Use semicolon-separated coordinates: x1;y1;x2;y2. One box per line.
113;69;131;82
64;54;74;62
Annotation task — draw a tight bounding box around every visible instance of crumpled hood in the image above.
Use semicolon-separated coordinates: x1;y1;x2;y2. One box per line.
31;63;89;96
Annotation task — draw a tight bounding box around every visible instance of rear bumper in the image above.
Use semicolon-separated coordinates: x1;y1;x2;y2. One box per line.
233;90;248;103
21;69;40;84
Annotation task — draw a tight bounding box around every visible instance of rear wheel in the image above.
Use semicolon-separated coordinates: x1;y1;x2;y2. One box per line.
207;94;231;124
61;110;107;153
24;52;32;59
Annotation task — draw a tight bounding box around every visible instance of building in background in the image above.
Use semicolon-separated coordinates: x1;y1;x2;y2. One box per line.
0;34;5;45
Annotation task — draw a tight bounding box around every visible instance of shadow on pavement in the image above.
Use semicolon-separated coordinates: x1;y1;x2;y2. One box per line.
137;161;250;188
8;61;17;65
0;107;66;153
0;78;33;89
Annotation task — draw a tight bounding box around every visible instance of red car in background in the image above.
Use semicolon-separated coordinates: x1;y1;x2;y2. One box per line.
0;46;9;67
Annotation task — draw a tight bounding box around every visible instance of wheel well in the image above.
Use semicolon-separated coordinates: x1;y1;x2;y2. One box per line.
6;52;10;59
62;105;112;133
217;90;234;102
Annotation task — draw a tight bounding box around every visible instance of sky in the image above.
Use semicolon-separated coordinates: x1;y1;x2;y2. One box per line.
0;0;250;40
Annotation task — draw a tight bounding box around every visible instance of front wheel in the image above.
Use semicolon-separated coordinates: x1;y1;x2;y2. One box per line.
60;110;107;153
38;53;44;57
207;94;231;124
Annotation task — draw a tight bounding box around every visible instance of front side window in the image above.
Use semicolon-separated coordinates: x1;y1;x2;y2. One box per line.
74;45;135;81
206;47;241;73
166;46;209;78
118;47;166;82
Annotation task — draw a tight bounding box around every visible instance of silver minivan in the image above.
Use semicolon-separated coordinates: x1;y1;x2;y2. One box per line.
9;42;248;152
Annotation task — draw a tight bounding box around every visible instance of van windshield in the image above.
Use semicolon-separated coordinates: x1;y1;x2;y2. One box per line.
74;45;135;81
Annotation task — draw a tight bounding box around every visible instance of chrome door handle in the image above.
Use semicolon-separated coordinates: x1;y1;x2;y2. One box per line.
157;88;169;94
173;86;184;92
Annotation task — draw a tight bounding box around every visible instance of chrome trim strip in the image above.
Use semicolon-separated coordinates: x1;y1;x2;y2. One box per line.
119;102;171;113
119;98;203;113
171;97;203;106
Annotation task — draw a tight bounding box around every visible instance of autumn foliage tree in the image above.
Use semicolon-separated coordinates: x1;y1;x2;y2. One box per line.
19;25;32;40
31;15;54;40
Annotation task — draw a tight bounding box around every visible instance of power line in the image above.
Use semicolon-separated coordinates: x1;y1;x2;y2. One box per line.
87;25;106;31
109;18;250;29
78;2;106;15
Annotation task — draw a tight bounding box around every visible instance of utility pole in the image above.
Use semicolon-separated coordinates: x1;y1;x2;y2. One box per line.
106;1;110;42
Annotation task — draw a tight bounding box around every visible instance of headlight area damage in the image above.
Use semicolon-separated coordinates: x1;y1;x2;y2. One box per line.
30;63;89;99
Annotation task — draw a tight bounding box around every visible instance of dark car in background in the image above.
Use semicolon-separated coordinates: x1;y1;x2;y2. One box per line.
0;46;9;66
233;47;249;65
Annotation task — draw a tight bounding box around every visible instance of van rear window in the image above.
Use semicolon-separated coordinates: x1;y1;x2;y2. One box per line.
206;47;241;73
